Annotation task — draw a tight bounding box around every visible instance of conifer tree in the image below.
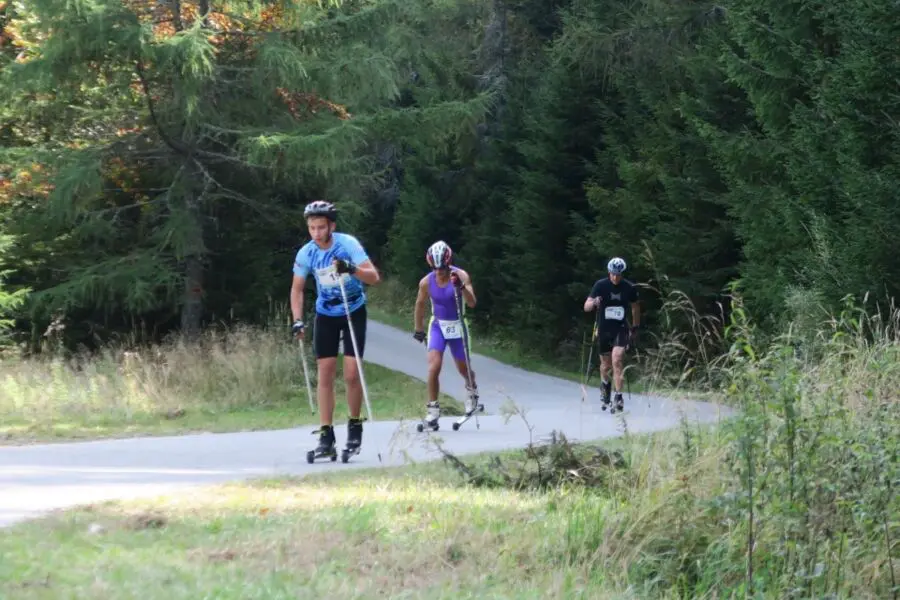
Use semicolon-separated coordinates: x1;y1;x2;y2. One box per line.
0;0;492;345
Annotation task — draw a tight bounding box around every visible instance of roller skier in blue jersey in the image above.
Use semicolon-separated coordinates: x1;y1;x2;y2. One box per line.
290;200;381;461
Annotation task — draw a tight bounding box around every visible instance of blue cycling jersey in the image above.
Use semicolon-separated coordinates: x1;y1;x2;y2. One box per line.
293;232;369;317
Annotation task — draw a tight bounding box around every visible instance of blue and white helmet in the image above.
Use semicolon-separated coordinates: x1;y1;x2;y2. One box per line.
607;257;626;275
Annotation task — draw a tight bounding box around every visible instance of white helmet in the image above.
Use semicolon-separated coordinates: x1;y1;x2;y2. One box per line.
607;257;626;275
426;240;452;269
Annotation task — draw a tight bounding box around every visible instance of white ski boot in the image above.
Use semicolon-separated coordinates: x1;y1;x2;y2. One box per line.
416;401;441;432
453;385;485;431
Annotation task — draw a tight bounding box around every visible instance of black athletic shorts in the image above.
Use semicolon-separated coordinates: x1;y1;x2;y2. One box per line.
313;304;367;359
597;324;629;354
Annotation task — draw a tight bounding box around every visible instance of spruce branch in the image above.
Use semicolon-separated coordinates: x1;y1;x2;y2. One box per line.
134;58;189;158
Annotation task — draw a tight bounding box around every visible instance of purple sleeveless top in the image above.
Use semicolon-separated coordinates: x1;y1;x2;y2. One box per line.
428;267;461;320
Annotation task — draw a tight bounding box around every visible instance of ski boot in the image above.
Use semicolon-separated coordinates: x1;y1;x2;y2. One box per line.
610;392;625;414
600;379;613;411
416;401;441;432
341;416;365;463
306;425;337;463
453;385;485;431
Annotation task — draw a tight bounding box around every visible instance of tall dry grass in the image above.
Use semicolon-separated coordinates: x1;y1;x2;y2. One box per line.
0;323;306;427
443;288;899;598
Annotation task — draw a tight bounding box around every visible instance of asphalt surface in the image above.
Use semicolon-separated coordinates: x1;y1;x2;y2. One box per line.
0;319;734;527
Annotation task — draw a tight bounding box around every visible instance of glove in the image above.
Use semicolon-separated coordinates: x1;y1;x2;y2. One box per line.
450;272;463;289
334;258;356;275
413;330;426;344
291;320;305;338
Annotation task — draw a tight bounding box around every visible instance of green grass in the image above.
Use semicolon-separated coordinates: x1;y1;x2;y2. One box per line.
1;396;893;599
0;324;462;445
2;291;896;598
0;429;702;600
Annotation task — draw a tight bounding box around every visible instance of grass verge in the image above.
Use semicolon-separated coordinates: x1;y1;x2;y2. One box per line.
0;393;893;599
0;324;462;445
1;292;896;598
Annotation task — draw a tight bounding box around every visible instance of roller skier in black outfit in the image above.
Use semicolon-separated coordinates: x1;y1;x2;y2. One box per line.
583;257;641;413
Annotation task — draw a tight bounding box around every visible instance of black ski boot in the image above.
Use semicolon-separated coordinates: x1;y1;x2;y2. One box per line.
306;424;337;463
341;416;365;463
611;392;625;414
601;379;612;411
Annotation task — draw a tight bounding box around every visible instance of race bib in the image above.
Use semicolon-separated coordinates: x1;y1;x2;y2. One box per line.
604;306;625;321
315;265;346;289
438;319;463;340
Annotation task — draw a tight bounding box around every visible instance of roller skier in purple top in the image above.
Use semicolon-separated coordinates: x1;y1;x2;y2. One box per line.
413;240;480;429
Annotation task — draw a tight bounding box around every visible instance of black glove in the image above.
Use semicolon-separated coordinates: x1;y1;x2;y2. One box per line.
413;330;426;343
450;272;463;289
291;320;305;337
334;258;356;275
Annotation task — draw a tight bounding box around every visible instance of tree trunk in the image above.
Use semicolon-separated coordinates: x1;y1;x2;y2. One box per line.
180;241;204;341
179;173;208;342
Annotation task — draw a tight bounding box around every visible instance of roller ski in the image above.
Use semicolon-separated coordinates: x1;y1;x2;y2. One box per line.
340;417;365;463
306;425;337;463
598;379;612;411
452;386;484;431
601;386;625;414
416;401;441;432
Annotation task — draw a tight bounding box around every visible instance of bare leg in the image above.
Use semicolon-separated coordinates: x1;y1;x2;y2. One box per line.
316;357;337;425
427;350;443;403
453;358;476;390
612;346;626;392
343;355;363;418
599;353;612;383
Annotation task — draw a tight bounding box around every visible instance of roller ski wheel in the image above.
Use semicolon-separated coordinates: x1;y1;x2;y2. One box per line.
340;417;365;464
306;425;338;463
416;420;439;433
417;402;441;433
452;403;484;431
341;447;360;463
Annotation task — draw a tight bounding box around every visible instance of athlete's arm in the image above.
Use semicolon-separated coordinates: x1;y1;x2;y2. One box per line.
583;281;601;312
350;259;381;286
457;269;476;308
414;277;429;332
291;249;310;322
291;275;306;322
343;237;381;286
629;284;641;327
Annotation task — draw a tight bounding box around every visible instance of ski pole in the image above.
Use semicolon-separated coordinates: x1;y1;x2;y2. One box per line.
580;305;602;402
453;281;480;429
338;276;374;423
338;275;383;464
298;337;316;414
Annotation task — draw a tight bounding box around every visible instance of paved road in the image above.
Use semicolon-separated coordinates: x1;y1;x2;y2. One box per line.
0;320;734;527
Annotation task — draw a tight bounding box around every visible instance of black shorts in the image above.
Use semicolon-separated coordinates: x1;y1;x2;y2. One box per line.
597;324;629;354
313;304;367;359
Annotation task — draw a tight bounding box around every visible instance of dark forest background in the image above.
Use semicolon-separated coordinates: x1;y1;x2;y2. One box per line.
2;0;897;360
